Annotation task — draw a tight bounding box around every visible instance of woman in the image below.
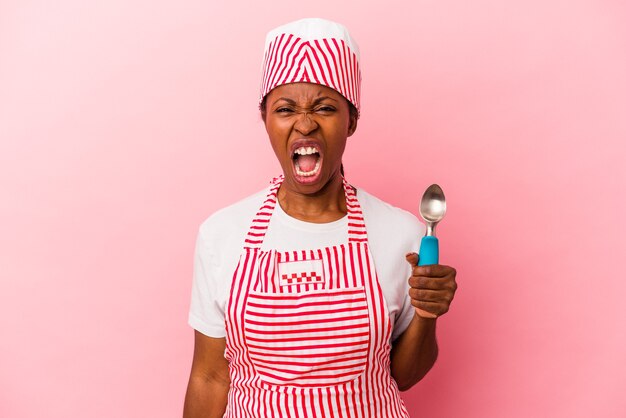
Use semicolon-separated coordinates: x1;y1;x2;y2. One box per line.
184;18;457;418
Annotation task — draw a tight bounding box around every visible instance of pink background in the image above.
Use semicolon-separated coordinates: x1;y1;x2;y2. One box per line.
1;0;625;417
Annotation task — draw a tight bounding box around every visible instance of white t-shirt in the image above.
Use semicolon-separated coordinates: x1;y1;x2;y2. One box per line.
189;185;426;342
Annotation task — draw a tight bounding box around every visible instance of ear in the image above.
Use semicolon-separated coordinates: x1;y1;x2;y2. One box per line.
347;112;358;137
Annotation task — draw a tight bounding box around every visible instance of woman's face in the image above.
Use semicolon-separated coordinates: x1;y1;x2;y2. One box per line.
263;83;357;196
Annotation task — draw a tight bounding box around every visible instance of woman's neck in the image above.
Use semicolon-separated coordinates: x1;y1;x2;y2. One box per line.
277;174;347;223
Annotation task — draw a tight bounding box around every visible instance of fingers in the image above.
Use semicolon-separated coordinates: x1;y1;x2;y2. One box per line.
406;262;457;319
412;300;449;316
410;264;455;278
408;287;449;303
408;275;458;293
405;252;419;267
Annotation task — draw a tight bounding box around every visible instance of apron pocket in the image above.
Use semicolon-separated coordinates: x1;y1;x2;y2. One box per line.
243;286;370;387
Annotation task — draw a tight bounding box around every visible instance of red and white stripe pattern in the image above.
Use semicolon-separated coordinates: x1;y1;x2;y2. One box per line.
243;179;281;248
224;176;409;417
260;27;361;112
245;287;369;387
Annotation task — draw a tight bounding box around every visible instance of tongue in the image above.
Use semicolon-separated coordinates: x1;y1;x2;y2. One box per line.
297;154;318;172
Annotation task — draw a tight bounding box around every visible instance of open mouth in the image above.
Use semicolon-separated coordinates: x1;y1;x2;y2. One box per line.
292;146;321;177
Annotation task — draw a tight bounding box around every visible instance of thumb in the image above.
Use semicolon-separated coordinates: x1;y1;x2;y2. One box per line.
405;252;419;268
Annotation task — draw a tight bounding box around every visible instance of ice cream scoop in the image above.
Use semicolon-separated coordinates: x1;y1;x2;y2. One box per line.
418;184;447;266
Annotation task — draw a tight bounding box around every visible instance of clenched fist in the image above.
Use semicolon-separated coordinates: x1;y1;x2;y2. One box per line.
405;252;457;319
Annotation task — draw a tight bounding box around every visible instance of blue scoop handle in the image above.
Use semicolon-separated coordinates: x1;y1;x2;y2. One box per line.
418;236;439;266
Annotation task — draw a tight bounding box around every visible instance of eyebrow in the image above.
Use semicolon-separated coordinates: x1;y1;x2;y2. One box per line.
271;96;339;106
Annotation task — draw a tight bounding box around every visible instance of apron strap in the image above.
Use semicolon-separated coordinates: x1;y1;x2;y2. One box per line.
343;177;368;243
243;175;368;250
243;178;282;249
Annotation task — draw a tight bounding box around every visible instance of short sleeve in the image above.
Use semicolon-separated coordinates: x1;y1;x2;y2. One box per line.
391;227;423;341
188;230;228;338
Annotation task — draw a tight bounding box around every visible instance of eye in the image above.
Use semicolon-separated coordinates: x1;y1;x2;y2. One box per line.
275;107;293;113
315;106;336;113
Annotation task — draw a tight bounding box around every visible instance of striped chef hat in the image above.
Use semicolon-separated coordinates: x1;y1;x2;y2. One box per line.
260;18;362;113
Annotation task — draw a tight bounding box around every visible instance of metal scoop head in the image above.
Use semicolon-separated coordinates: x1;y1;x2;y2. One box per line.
419;184;447;236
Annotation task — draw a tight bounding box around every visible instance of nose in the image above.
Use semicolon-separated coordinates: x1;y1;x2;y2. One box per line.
294;111;318;135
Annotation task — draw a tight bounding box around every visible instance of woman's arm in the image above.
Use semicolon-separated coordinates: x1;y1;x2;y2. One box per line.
390;314;439;391
183;331;230;418
390;253;457;391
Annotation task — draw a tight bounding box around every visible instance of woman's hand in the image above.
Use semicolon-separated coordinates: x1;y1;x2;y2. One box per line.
390;254;457;390
405;252;457;319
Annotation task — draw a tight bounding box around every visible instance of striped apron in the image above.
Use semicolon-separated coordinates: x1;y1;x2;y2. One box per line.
224;176;409;418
